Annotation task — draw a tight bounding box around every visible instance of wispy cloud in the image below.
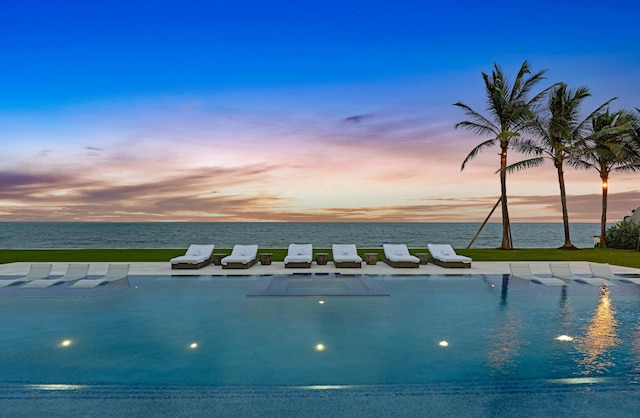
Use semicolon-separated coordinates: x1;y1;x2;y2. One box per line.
1;90;638;222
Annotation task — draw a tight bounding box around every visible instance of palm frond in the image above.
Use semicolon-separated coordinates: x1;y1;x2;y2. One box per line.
503;157;544;174
461;138;497;171
512;137;544;156
613;162;640;173
565;158;594;171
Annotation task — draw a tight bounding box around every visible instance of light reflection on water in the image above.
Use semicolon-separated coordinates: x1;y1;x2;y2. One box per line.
575;287;619;375
486;307;525;376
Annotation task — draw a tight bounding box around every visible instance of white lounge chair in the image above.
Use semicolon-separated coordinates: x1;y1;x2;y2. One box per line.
23;264;89;288
0;264;52;288
383;244;420;268
70;264;130;288
332;244;362;268
589;263;639;285
170;244;215;269
427;244;472;268
284;244;313;268
550;263;611;286
221;245;258;269
509;263;567;286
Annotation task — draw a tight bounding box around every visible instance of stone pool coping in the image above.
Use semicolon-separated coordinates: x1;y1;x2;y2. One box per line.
1;261;639;277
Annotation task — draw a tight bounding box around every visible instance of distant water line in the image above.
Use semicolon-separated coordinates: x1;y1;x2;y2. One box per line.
0;222;604;249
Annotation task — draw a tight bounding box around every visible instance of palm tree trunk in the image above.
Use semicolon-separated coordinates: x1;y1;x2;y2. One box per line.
600;175;608;248
499;145;512;249
557;163;576;249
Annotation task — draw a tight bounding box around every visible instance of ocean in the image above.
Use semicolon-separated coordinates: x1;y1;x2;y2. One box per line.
0;222;604;249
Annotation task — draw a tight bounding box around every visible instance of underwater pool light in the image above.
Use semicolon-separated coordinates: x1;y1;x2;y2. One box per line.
555;335;573;342
439;341;449;347
315;343;325;351
60;340;72;348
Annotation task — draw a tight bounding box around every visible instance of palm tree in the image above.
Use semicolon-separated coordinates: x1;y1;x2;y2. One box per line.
454;61;550;249
571;109;640;247
510;84;615;249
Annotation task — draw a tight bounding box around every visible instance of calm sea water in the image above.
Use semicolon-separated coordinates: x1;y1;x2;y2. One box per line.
0;222;604;249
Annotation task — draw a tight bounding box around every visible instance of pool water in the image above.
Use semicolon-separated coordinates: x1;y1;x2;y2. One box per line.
2;274;640;390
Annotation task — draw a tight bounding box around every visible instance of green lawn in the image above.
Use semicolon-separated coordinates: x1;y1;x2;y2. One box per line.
0;247;638;268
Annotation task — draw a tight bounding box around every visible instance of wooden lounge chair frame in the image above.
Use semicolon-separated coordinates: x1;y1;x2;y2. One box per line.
221;245;259;269
171;257;212;270
427;244;472;269
383;258;419;268
427;257;471;269
222;259;258;269
170;244;215;270
334;260;362;268
382;244;420;268
332;244;362;268
285;261;312;268
284;244;313;268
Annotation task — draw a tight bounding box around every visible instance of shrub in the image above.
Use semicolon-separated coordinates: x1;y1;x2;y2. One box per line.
606;221;640;250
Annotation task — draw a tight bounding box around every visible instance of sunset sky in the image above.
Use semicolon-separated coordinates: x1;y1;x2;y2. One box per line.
1;0;639;223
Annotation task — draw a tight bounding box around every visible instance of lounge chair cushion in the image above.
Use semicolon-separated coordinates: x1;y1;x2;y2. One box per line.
332;244;362;263
171;244;214;265
383;244;420;263
222;245;258;265
284;244;313;264
427;244;472;264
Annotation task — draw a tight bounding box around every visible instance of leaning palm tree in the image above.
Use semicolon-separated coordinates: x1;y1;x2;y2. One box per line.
511;84;615;249
454;61;550;249
571;109;640;247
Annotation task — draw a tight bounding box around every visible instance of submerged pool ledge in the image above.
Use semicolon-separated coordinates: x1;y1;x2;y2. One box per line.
247;274;390;297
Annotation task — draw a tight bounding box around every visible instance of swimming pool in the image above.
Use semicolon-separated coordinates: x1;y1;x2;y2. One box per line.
2;273;640;416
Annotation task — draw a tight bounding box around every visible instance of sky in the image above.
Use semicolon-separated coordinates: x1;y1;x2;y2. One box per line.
1;0;639;223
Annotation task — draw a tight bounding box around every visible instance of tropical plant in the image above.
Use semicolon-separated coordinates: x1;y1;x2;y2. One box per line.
508;83;615;249
570;109;640;247
454;61;550;249
606;219;640;250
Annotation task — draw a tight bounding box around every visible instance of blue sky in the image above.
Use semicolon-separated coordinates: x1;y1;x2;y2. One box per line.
1;0;639;222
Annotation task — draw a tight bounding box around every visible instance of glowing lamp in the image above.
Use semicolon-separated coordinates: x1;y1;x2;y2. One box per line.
439;341;449;347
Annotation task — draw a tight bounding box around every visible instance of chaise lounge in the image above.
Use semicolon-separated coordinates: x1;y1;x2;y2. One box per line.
284;244;313;268
170;244;215;269
0;264;52;288
509;263;567;286
332;244;362;268
23;263;89;288
590;263;640;285
383;244;420;268
551;263;611;286
221;245;258;269
70;264;130;288
427;244;472;268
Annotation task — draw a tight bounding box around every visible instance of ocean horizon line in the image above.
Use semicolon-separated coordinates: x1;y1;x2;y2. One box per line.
0;222;605;249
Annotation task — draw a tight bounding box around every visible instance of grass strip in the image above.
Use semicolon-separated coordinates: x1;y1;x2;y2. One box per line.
0;248;638;268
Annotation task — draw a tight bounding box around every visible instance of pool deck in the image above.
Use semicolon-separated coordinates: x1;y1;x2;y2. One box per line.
1;260;639;277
